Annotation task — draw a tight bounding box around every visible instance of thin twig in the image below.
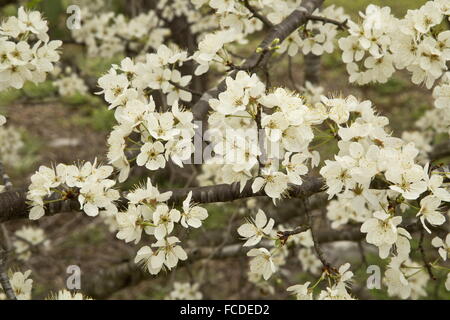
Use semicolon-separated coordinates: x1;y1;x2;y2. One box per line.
302;197;332;270
277;225;309;244
242;0;274;28
306;14;348;30
169;80;203;97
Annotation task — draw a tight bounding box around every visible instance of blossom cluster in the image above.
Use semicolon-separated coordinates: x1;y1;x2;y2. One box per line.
317;94;450;298
98;55;197;182
204;71;324;201
120;181;209;275
0;7;62;91
339;1;450;87
228;90;449;300
71;8;169;58
27;160;119;220
192;0;264;35
236;208;355;299
279;5;348;57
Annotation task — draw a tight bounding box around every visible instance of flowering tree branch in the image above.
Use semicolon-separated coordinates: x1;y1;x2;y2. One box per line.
306;14;348;30
0;176;325;223
168;80;203;97
192;0;324;121
241;0;274;28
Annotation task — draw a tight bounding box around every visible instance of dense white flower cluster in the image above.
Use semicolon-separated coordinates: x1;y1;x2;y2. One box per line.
191;2;347;73
27;160;119;220
166;282;203;300
192;29;238;76
205;72;323;201
123;182;208;275
13;226;50;261
192;0;264;35
27;167;209;276
317;94;450;298
416;107;450;137
279;5;348;57
0;7;62;91
236;209;355;298
71;8;169;58
339;1;450;87
97;55;197;182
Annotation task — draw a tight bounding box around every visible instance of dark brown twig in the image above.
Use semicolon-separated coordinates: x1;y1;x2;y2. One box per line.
277;225;310;244
168;80;203;97
242;0;274;28
306;14;348;30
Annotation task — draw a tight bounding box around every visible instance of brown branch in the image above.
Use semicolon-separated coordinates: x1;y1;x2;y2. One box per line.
306;14;348;30
0;189;82;223
168;175;324;205
168;80;203;97
241;0;274;28
277;225;309;244
0;176;325;223
303;197;332;269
